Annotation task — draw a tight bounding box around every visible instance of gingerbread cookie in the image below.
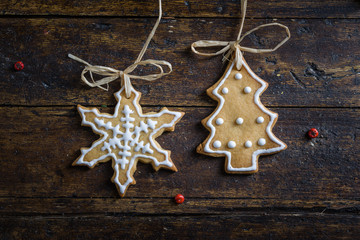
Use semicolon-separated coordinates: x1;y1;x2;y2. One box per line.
74;86;184;196
197;57;287;173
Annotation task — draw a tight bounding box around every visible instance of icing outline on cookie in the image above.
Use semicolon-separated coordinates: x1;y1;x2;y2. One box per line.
202;59;286;172
75;86;183;195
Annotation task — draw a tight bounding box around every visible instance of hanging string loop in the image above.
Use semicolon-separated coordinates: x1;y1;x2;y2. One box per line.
191;0;291;70
69;0;171;98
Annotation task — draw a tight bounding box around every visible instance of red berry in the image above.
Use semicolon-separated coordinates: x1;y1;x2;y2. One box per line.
308;128;319;138
174;194;184;204
14;61;24;71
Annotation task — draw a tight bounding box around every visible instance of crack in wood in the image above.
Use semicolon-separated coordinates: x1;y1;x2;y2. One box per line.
290;70;306;89
305;62;333;83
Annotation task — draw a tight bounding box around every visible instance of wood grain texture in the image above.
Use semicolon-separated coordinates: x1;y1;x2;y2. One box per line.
0;18;359;107
1;214;360;239
1;0;359;238
1;198;360;215
1;0;360;18
0;107;358;200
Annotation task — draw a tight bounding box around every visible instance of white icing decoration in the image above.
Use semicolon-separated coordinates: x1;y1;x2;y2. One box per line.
94;105;156;169
236;117;244;125
258;138;266;146
76;86;182;194
213;141;221;148
215;118;224;125
221;87;229;94
227;141;236;148
256;116;264;124
245;141;252;148
244;86;252;94
203;60;286;172
235;73;242;80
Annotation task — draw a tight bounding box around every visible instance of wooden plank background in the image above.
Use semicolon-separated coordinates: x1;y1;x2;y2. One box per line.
0;0;359;239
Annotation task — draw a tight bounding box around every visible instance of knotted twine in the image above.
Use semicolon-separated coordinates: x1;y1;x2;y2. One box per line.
191;0;291;70
68;0;171;98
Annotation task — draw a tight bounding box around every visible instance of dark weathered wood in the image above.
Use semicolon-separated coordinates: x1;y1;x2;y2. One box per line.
1;0;359;18
1;214;360;239
1;1;359;238
0;107;358;200
1;18;359;107
1;198;359;215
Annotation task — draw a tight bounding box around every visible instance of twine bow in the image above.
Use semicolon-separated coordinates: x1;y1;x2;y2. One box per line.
191;0;291;70
68;54;172;98
68;0;171;98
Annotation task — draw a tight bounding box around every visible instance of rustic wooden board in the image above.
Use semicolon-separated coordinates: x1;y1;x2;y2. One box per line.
1;214;360;239
1;18;359;107
0;107;358;202
1;0;360;18
1;0;359;238
1;197;360;215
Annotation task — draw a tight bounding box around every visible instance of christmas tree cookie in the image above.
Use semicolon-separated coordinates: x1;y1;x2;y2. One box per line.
197;57;287;173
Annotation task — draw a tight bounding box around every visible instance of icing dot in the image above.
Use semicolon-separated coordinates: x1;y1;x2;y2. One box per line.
227;141;236;148
215;118;224;125
235;73;242;80
256;116;264;124
236;117;244;125
244;141;252;148
213;141;221;148
258;138;266;146
244;87;252;94
222;87;229;94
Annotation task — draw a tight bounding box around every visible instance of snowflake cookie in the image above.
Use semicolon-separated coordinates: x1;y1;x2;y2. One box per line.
197;57;287;173
74;86;184;197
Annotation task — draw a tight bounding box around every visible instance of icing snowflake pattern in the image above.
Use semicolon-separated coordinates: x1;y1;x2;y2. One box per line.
74;86;184;197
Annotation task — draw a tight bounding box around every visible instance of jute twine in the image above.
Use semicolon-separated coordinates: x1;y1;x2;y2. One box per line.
68;0;171;98
191;0;291;70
